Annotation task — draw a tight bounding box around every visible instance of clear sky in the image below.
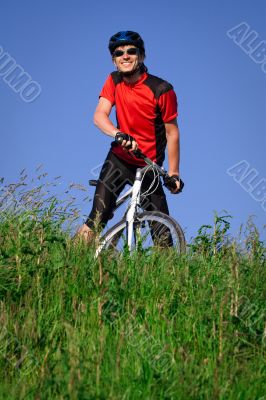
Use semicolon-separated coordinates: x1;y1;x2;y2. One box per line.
1;0;265;243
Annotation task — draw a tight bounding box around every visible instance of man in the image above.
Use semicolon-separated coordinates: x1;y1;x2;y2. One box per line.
77;31;183;242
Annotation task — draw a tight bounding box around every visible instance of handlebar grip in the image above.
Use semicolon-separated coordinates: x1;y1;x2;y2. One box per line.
115;134;145;159
116;136;123;144
164;176;177;189
163;176;184;192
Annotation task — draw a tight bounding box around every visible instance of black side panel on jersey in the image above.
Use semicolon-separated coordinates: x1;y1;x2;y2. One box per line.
143;74;173;99
143;74;174;165
154;104;167;166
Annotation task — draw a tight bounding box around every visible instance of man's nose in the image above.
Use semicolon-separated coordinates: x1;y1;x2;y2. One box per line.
123;51;130;59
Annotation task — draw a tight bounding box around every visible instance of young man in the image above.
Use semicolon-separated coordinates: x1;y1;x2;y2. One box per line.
77;31;183;242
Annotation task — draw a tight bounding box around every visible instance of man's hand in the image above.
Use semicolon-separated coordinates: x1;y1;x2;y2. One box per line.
170;176;181;194
163;174;184;194
115;132;138;151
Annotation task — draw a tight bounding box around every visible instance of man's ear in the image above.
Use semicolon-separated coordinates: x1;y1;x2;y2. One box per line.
138;53;145;63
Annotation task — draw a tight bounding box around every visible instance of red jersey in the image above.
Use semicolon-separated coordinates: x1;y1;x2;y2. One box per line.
99;71;178;166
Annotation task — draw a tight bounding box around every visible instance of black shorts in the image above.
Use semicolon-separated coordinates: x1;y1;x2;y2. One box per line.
85;150;169;229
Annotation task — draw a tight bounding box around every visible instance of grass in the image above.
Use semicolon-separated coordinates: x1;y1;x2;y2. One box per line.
0;175;265;399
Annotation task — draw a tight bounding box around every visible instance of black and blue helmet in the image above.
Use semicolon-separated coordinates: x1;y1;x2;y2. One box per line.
108;31;145;55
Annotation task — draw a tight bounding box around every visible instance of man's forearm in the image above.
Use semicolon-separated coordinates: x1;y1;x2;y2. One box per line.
166;122;180;176
94;111;119;138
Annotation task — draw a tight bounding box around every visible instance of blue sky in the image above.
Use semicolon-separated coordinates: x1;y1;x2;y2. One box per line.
1;0;265;243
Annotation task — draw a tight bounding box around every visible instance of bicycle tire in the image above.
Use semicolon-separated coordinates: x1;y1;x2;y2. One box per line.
95;211;186;257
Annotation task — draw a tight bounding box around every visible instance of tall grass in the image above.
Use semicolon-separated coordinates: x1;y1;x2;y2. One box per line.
0;174;265;399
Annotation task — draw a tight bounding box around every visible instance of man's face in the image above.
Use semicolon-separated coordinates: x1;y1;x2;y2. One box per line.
112;45;143;74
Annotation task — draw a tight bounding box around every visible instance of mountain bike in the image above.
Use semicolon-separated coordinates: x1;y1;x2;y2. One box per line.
90;148;186;257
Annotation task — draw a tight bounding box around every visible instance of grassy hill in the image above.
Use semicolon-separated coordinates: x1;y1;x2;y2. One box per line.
0;180;265;399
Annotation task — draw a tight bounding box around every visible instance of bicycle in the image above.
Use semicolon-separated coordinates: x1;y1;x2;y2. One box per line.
90;147;186;257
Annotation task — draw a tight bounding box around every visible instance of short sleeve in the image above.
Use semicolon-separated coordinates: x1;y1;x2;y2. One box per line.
157;89;178;122
99;74;116;105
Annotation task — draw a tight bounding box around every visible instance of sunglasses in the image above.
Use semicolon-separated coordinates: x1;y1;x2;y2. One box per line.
113;47;139;57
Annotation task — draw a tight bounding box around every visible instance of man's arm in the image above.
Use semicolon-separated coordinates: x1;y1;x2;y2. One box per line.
93;97;138;150
93;97;119;138
165;118;181;193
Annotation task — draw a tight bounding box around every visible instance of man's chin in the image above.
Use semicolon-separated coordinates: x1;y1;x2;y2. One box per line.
120;67;134;73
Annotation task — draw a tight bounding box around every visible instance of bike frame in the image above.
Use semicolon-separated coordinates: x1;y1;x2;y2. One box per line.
110;165;153;251
92;149;179;253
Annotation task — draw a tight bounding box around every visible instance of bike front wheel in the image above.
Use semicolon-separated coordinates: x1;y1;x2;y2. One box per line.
95;211;186;257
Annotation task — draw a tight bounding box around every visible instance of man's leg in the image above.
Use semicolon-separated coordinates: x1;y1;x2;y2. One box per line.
76;152;135;242
140;173;172;246
140;172;169;214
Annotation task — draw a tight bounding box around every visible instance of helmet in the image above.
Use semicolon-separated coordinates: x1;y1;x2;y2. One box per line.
108;31;145;55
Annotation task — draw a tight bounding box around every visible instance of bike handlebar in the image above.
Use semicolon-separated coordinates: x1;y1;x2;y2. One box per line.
115;136;184;193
